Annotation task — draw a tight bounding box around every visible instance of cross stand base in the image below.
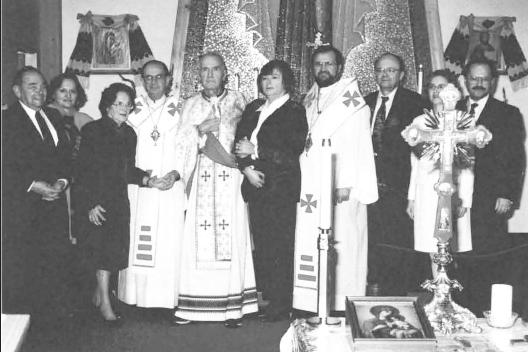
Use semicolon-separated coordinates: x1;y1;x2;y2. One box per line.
422;242;482;334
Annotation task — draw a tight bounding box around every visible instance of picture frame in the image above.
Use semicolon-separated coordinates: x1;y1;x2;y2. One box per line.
345;296;436;352
91;25;131;73
466;29;504;70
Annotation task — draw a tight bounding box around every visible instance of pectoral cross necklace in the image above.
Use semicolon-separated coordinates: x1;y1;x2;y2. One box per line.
147;97;167;145
305;90;323;153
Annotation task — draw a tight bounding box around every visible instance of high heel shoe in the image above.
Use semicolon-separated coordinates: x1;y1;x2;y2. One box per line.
101;315;123;327
224;318;243;328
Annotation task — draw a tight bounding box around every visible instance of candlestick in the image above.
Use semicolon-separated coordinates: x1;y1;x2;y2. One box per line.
253;68;259;99
417;64;423;95
491;284;512;327
319;139;332;229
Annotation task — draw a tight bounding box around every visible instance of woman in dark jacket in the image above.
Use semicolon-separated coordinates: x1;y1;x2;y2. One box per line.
77;83;165;323
234;60;308;321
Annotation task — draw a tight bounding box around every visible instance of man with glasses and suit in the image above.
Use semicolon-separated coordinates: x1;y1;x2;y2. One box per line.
364;53;428;296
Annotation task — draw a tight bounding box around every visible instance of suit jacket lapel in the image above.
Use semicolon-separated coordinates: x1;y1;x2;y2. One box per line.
476;97;495;127
15;101;47;145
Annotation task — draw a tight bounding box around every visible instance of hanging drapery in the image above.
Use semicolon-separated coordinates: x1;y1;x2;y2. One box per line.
332;0;376;57
444;15;528;91
237;0;279;60
275;0;317;95
66;11;154;88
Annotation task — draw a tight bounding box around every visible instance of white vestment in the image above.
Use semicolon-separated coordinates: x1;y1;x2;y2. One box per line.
118;94;195;308
175;90;258;321
293;78;378;312
407;113;473;253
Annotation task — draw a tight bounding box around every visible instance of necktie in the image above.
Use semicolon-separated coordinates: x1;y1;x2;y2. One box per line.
372;96;389;155
469;103;478;118
35;111;55;149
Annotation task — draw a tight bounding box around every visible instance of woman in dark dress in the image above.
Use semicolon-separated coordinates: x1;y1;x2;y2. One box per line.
234;60;308;321
47;72;93;242
77;83;164;323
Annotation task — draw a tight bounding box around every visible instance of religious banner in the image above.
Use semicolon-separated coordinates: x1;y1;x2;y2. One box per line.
444;15;528;91
66;11;154;88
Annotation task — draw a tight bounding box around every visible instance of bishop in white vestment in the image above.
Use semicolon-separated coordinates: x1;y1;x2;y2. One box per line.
293;71;378;311
118;61;195;309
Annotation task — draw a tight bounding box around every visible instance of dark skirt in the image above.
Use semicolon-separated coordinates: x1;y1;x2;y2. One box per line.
80;205;130;272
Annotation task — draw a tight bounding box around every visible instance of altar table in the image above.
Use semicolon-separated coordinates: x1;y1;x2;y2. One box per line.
280;317;528;352
1;314;31;352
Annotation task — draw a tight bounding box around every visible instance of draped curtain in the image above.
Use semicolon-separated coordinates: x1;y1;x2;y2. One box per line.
275;0;317;96
332;0;376;58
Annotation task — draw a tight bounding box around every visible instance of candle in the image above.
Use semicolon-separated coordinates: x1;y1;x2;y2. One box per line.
417;64;423;95
319;139;333;229
490;284;512;327
234;73;240;91
253;68;259;99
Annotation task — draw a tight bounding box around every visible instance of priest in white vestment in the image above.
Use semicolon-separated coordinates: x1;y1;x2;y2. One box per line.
173;53;257;327
118;60;195;310
293;46;378;312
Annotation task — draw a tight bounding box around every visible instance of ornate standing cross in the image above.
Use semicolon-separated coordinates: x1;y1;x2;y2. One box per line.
401;84;492;334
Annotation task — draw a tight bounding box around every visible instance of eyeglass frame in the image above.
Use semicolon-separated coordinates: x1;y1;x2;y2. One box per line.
374;67;400;75
111;102;134;110
143;74;168;83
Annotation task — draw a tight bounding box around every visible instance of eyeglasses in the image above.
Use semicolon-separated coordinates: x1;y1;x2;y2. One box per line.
112;102;133;109
375;68;400;74
143;74;166;82
314;62;337;69
468;76;491;83
428;83;447;91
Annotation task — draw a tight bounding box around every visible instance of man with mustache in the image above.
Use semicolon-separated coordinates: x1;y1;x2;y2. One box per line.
458;58;525;254
293;45;378;312
364;53;428;296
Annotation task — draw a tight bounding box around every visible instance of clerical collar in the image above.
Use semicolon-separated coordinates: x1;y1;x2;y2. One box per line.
201;88;227;102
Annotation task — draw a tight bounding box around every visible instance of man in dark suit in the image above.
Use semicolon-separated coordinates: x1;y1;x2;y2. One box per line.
364;53;428;295
2;66;72;322
453;58;526;315
457;58;525;254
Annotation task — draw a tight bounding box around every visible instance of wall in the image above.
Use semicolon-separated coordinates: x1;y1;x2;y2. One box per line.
1;0;39;106
62;0;179;117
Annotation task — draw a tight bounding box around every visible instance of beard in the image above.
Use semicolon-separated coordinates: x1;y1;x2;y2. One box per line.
315;71;339;87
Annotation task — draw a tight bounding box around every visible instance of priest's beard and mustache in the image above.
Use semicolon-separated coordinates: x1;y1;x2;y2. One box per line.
315;71;341;87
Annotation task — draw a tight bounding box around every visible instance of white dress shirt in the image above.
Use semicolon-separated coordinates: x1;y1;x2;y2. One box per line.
20;101;67;191
468;94;490;122
20;101;59;145
370;87;398;133
250;93;290;158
